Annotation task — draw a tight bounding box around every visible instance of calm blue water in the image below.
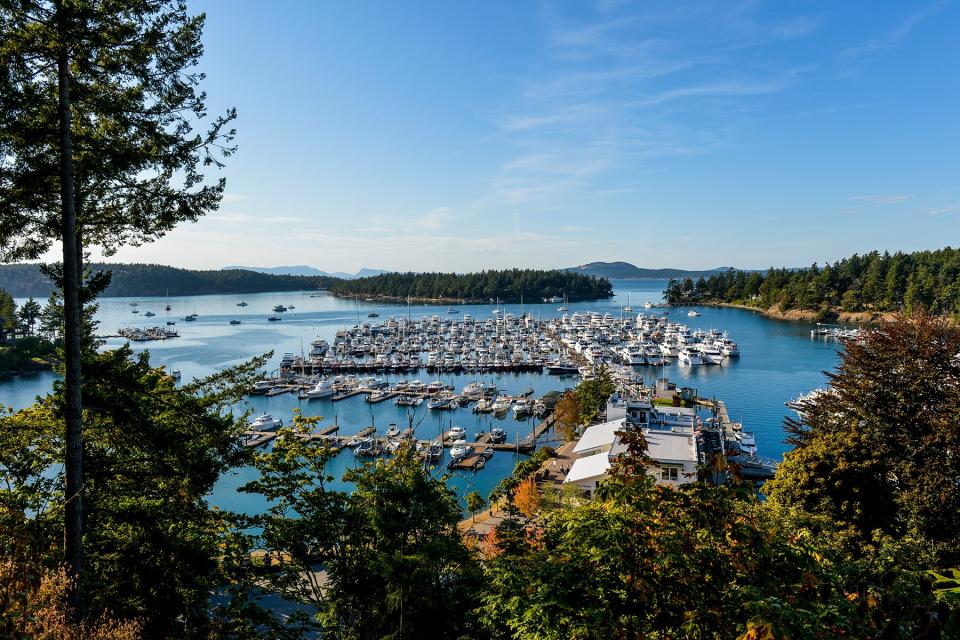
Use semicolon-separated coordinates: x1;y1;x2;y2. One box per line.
1;280;842;512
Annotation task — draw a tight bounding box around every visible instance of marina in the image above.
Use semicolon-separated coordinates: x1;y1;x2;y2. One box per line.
4;281;844;513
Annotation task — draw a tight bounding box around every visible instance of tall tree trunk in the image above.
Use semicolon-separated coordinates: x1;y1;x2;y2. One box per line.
56;3;84;621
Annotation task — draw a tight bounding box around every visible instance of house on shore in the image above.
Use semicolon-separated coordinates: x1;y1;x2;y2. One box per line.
564;396;699;496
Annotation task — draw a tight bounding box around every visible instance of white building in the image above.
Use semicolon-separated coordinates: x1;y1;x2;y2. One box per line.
563;417;699;496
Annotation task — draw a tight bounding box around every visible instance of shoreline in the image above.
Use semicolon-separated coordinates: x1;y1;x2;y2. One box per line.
327;293;613;306
704;302;898;324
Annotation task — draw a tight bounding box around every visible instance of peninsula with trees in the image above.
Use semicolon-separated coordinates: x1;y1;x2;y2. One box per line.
663;246;960;322
327;269;613;303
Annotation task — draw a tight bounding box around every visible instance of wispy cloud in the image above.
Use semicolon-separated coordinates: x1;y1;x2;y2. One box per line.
851;194;914;205
842;1;949;60
929;203;960;216
841;194;915;214
560;225;592;233
487;2;819;209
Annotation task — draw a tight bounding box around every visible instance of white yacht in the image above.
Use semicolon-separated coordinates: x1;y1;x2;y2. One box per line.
715;338;740;357
698;344;724;365
302;378;334;399
677;347;703;366
687;310;701;317
738;431;757;456
450;440;469;460
249;414;283;431
448;426;466;439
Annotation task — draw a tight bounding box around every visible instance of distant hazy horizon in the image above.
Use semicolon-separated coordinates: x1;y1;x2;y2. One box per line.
47;1;960;271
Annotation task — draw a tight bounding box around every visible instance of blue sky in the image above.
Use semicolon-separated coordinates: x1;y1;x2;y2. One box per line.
100;0;960;272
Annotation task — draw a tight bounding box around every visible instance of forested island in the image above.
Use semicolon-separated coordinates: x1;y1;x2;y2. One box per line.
327;269;613;303
0;263;340;298
664;247;960;321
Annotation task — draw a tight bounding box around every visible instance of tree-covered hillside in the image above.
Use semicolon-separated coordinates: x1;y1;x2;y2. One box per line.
0;263;340;298
328;269;613;302
664;247;960;316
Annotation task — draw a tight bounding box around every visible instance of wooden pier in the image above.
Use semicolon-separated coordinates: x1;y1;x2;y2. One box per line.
242;431;277;448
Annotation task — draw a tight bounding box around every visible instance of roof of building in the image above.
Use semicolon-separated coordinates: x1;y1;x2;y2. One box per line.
572;419;622;454
564;452;612;483
638;429;697;463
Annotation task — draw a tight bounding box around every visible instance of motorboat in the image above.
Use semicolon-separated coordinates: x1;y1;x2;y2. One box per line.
738;431;757;456
386;424;400;438
678;347;703;366
170;369;181;381
512;398;533;418
489;427;507;444
448;426;466;439
273;305;287;313
229;319;241;325
546;360;579;375
302;378;334;399
267;315;281;322
427;395;452;410
237;301;248;307
249;414;283;431
144;311;155;317
346;436;363;448
687;310;701;317
450;440;469;460
480;446;494;459
491;396;513;413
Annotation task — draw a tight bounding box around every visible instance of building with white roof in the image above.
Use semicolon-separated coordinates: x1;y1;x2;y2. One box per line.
564;415;700;496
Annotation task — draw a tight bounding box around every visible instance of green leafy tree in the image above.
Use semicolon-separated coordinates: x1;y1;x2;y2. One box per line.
0;346;265;637
244;437;484;639
466;490;486;523
0;289;15;341
16;296;41;336
0;0;235;611
765;311;960;565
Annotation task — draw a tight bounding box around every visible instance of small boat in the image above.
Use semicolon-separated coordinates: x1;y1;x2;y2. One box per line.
687;310;701;317
302;378;334;399
144;311;155;317
229;319;242;325
480;446;494;459
129;302;139;307
447;307;459;314
368;312;379;318
267;315;282;322
249;414;283;431
184;313;198;322
166;320;176;326
386;424;400;438
170;369;181;381
273;305;287;313
450;440;469;460
237;301;248;307
346;436;363;448
489;427;507;444
165;304;171;311
131;309;139;314
448;426;466;439
472;456;486;470
428;440;443;461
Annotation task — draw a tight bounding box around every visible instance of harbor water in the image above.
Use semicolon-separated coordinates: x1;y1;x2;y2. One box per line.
1;280;843;512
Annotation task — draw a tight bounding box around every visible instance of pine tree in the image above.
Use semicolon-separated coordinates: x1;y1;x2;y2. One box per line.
0;0;235;618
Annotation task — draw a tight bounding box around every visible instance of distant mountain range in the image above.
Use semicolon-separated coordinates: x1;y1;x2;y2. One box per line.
224;265;389;279
564;261;744;280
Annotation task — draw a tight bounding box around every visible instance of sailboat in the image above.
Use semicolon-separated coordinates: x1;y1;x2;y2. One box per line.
557;292;568;312
623;292;633;312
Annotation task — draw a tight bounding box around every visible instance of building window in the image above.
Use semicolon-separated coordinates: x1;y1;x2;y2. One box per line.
661;466;679;481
